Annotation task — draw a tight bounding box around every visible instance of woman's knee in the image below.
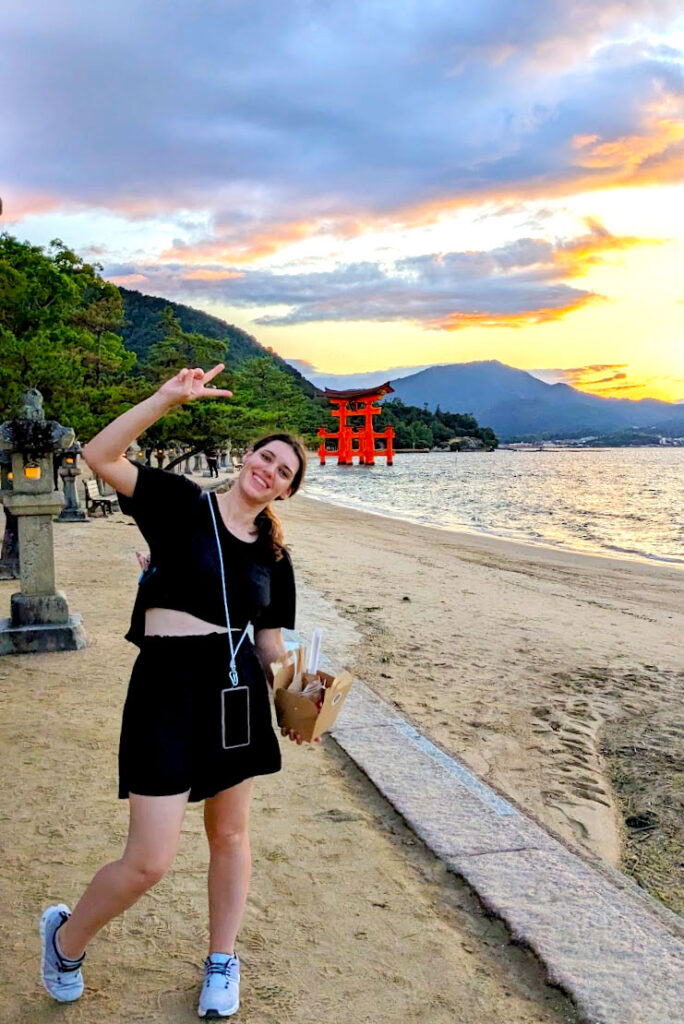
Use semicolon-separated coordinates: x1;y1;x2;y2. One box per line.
122;850;175;890
206;825;249;857
124;791;188;889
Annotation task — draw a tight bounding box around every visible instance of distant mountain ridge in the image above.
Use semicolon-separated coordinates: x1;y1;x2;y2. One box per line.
388;361;684;439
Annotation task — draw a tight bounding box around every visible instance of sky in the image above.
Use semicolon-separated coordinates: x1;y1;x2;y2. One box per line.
2;1;683;402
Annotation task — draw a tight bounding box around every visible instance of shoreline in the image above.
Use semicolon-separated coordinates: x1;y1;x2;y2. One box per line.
299;487;684;572
280;494;683;911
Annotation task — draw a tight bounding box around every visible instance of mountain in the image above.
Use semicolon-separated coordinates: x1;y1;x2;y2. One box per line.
388;361;684;439
118;288;317;396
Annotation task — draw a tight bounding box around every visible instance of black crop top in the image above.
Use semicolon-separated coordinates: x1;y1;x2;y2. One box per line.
117;463;296;647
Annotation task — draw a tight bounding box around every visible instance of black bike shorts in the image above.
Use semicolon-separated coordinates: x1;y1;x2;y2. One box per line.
118;633;281;802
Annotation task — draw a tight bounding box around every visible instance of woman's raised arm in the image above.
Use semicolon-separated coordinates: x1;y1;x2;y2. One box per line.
83;365;232;496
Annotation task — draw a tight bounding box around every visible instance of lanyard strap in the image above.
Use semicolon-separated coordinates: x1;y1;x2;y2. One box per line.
208;493;250;686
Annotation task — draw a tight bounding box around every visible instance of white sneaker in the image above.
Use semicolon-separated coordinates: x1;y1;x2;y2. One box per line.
39;904;85;1003
198;952;240;1018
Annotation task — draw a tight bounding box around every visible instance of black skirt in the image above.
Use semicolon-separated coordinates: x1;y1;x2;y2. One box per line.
118;633;282;802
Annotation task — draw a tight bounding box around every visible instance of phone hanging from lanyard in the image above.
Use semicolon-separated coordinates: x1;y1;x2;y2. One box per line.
208;493;252;749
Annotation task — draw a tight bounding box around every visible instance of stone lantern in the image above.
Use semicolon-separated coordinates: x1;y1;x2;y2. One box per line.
56;443;87;522
0;390;86;654
126;441;143;463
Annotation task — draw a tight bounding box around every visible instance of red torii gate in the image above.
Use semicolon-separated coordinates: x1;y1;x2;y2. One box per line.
318;383;395;466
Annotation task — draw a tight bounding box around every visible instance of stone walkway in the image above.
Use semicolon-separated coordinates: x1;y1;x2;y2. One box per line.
326;675;684;1024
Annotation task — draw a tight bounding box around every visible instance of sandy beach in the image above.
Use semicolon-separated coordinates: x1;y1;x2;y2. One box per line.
0;502;579;1024
280;494;684;912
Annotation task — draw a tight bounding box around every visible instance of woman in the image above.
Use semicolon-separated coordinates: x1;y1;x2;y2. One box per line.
39;364;307;1019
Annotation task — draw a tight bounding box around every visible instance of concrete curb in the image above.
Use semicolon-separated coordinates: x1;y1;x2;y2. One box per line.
327;680;684;1024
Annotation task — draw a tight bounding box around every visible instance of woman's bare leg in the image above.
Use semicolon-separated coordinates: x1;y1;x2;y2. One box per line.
204;779;254;955
57;792;189;960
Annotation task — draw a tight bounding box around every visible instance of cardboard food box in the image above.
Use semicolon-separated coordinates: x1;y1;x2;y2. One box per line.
271;645;353;742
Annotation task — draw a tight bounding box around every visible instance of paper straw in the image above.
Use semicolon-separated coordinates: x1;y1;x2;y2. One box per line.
307;628;323;674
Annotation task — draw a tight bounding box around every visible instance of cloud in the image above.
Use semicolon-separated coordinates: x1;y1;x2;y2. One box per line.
285;359;434;389
104;220;651;329
552;217;662;275
160;218;349;266
2;2;682;258
532;363;635;391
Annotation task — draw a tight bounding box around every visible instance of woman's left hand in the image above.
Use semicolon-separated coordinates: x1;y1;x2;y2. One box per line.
135;550;150;572
156;364;233;406
281;727;320;745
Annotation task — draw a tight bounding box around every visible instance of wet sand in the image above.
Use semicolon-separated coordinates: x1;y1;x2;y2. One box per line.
279;495;683;912
0;504;578;1023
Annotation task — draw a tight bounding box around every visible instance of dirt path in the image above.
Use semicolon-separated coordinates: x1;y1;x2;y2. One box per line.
0;507;577;1023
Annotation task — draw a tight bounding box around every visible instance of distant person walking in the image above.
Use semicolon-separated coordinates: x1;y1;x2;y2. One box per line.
39;363;308;1018
205;444;220;477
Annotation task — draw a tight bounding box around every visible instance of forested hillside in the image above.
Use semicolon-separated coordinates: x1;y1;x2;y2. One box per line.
0;236;325;447
378;399;498;450
119;287;317;396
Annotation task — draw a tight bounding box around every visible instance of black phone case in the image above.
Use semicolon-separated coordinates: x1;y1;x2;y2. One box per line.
221;686;250;749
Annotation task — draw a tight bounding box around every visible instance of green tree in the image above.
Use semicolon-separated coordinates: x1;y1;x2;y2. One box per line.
137;307;233;449
143;307;228;383
225;357;318;448
376;397;497;450
410;421;433;448
0;234;140;439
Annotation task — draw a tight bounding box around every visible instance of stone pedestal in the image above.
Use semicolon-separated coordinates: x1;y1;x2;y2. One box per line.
11;590;69;625
0;391;86;655
1;481;86;653
0;614;86;654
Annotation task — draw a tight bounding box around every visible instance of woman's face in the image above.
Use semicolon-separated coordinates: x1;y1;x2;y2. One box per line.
240;441;300;504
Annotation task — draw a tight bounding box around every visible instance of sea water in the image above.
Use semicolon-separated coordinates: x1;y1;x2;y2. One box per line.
302;448;684;565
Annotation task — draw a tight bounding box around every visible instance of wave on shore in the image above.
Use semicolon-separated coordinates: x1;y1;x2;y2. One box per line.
303;449;684;566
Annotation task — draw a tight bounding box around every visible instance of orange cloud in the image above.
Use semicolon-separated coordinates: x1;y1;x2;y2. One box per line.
427;296;602;331
424;218;657;330
552;217;661;276
571;117;684;172
541;364;684;402
532;365;684;402
576;375;675;400
183;268;244;281
106;272;148;286
161;218;349;265
0;188;62;221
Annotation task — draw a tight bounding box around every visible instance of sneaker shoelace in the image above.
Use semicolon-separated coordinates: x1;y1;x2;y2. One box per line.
205;957;239;985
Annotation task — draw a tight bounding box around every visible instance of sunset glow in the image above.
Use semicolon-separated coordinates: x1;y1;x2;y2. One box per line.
2;2;683;402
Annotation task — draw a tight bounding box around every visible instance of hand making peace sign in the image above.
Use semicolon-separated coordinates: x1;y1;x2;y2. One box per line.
157;363;233;406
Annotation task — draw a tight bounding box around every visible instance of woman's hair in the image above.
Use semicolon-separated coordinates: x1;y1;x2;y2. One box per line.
250;433;307;560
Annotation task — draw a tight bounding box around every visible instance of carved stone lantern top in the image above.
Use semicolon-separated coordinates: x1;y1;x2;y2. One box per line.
0;389;74;459
0;389;74;503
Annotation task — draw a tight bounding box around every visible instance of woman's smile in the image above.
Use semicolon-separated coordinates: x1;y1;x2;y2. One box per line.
251;470;271;490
